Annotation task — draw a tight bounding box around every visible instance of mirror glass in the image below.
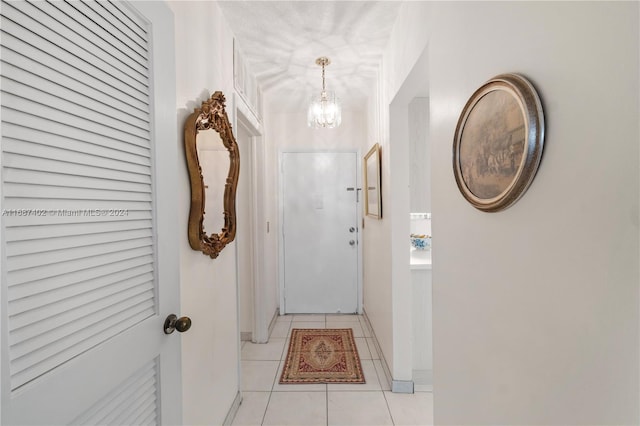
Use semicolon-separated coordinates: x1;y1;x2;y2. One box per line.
364;143;381;218
196;129;228;236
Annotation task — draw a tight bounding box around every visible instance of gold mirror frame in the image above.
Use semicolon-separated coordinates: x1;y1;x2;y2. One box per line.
184;91;240;258
364;143;382;219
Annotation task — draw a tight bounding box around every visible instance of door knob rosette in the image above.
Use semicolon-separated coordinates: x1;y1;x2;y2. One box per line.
164;314;192;334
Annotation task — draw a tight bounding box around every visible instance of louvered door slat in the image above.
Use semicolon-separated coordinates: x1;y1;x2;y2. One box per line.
26;0;149;76
3;208;152;227
8;255;154;300
2;79;150;137
7;228;153;257
2;122;151;166
3;138;150;174
2;108;151;157
5;168;152;194
141;411;158;426
2;94;150;146
71;360;158;426
3;1;149;88
3;140;151;175
101;0;148;43
98;374;156;425
123;395;157;426
2;64;150;132
9;286;154;347
4;183;152;202
10;305;155;390
8;237;153;272
4;220;153;242
49;0;148;65
1;45;150;116
8;246;153;286
109;380;157;425
65;0;148;57
0;19;150;103
9;285;154;347
3;153;151;185
3;198;151;213
8;268;154;316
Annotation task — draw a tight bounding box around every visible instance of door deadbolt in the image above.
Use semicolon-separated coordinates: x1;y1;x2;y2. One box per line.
164;314;192;334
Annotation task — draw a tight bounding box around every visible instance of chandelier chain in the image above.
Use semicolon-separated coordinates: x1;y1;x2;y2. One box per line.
322;62;326;92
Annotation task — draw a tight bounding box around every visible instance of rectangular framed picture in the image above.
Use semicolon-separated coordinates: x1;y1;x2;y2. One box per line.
364;143;382;219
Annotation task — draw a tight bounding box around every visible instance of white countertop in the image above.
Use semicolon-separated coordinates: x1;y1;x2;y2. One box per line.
410;248;432;270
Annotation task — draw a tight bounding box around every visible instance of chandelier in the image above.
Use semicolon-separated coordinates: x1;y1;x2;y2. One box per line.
307;57;342;128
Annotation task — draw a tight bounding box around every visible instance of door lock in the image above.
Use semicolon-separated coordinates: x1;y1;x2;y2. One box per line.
164;314;192;334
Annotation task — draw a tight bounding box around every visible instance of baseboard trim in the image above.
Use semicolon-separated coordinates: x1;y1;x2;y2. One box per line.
268;308;279;336
392;380;414;393
222;391;242;426
362;309;414;394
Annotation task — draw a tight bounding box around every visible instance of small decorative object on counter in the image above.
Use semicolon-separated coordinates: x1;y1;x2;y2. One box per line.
410;234;432;250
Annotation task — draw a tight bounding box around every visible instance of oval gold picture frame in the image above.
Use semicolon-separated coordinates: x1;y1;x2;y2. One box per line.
453;73;544;212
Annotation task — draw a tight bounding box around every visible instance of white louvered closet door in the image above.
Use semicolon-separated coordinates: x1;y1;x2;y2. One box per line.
0;1;181;424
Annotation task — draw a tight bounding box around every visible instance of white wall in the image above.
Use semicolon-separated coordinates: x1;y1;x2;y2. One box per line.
378;1;639;424
168;2;240;424
236;122;255;338
363;71;395;377
409;97;430;213
363;2;433;382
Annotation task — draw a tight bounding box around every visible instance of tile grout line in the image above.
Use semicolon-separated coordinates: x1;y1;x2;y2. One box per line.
259;389;273;426
360;321;396;425
380;388;397;426
325;314;328;426
260;323;280;426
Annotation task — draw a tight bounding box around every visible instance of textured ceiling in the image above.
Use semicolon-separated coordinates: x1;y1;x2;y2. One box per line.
217;1;402;111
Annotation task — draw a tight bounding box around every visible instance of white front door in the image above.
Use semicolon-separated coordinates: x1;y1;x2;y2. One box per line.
0;1;181;424
281;152;359;314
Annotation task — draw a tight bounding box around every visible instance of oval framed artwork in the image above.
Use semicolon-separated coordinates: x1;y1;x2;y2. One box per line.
453;73;545;212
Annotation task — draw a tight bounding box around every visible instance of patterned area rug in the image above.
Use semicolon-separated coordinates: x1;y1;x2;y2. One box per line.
279;328;365;384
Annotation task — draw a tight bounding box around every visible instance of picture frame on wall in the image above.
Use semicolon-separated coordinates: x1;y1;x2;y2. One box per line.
364;143;382;219
453;73;545;212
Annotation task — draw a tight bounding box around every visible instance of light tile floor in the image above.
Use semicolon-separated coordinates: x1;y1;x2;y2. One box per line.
232;314;434;426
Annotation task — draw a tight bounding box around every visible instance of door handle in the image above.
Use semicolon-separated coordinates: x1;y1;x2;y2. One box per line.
164;314;192;334
349;240;356;246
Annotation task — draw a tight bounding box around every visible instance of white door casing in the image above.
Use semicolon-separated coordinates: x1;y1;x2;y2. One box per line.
234;95;268;343
280;151;360;314
236;121;255;340
0;1;181;424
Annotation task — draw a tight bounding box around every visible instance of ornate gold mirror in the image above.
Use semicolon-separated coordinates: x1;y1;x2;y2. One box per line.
184;92;239;258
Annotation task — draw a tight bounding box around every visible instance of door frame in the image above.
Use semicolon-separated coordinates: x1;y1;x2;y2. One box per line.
233;94;268;343
278;149;363;315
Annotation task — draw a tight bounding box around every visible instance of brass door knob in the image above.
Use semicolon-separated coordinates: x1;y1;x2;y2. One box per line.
164;314;192;334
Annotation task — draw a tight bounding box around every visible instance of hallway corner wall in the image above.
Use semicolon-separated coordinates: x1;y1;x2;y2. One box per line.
375;1;638;424
363;0;433;387
168;2;240;424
